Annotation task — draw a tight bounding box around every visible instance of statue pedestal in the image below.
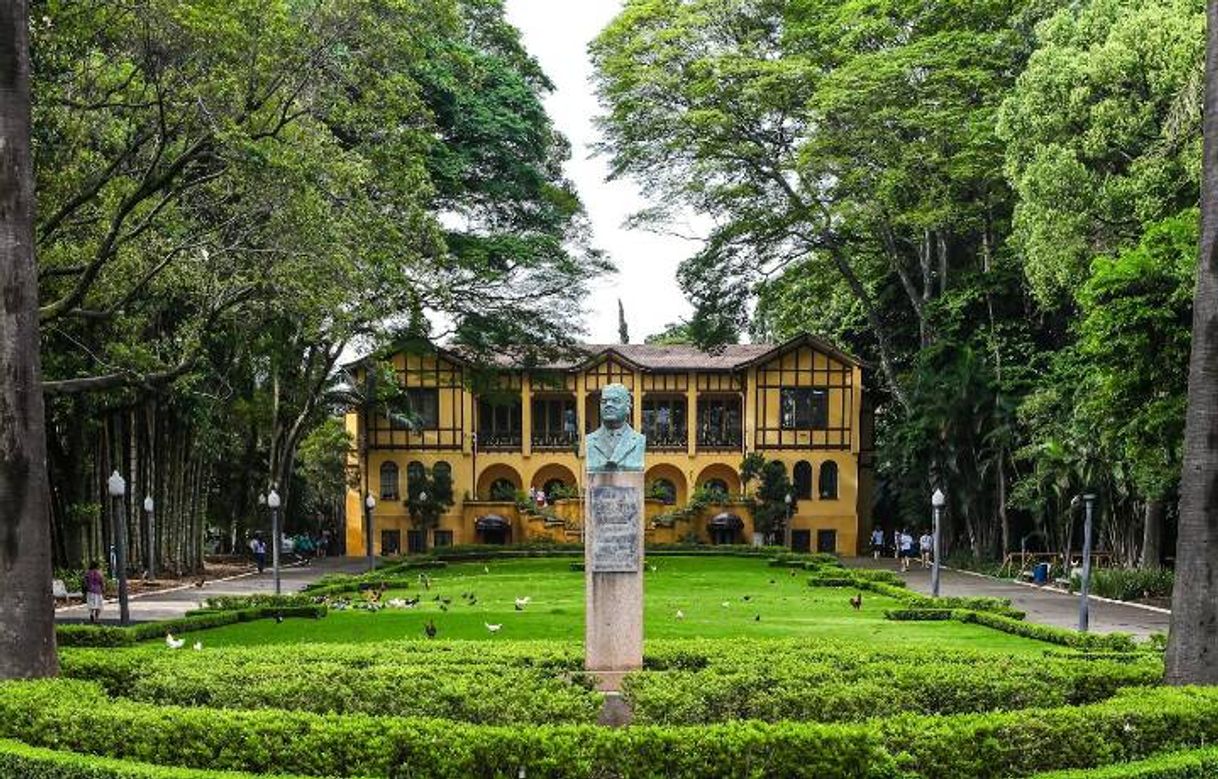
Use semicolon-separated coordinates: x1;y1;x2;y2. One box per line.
584;470;644;689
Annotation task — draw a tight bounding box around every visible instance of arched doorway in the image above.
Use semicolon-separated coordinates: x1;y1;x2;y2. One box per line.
476;463;523;502
645;463;688;506
696;463;741;498
531;463;578;501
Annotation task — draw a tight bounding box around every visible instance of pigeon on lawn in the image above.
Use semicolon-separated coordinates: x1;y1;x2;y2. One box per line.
424;620;437;639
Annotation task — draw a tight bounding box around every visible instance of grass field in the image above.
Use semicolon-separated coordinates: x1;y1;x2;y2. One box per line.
183;556;1044;651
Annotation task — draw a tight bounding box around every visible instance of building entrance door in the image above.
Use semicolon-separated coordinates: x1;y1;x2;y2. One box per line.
381;530;401;556
791;530;811;553
406;530;425;554
816;529;837;554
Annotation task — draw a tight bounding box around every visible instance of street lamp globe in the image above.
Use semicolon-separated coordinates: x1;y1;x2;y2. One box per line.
107;470;126;497
143;496;154;512
365;494;376;510
267;489;281;509
258;492;266;506
931;488;946;509
784;492;792;505
419;491;428;503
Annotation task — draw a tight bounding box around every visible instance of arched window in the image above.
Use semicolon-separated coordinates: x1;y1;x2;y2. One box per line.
651;478;677;505
793;461;813;500
543;478;571;500
489;478;517;501
703;478;729;499
379;461;400;500
819;461;839;500
406;461;425;500
434;461;452;479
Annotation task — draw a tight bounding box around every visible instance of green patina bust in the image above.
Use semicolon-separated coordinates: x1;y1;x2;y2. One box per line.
585;383;646;472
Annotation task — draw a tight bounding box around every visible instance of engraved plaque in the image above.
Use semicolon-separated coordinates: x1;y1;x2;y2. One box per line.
588;484;641;573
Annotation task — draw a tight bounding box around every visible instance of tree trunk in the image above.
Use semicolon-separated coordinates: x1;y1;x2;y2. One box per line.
1166;0;1218;684
0;0;59;678
1141;499;1164;569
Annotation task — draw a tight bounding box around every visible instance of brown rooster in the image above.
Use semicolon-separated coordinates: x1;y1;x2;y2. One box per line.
850;593;863;611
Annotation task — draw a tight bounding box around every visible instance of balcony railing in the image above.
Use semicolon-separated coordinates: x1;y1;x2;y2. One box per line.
532;430;579;450
697;429;743;449
478;431;523;450
646;430;688;450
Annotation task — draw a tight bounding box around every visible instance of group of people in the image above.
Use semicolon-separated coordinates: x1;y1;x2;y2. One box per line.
247;529;333;573
870;526;935;572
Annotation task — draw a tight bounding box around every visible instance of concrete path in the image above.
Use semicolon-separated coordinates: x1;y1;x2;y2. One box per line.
848;558;1171;639
56;557;369;624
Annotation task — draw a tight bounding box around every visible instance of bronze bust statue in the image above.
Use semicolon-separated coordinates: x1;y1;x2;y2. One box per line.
585;383;645;472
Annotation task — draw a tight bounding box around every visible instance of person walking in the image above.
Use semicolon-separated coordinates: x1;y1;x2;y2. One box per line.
871;527;885;560
84;560;105;624
899;529;915;572
251;536;266;573
919;530;933;568
891;527;902;561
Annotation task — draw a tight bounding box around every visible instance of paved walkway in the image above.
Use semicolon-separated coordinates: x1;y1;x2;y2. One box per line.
848;558;1171;639
56;557;369;624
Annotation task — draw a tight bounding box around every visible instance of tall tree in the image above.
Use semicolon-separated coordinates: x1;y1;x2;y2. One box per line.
1165;0;1218;686
0;0;58;678
618;299;629;344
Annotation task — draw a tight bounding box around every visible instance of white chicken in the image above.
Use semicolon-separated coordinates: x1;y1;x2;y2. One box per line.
165;633;185;649
485;623;502;633
675;609;685;620
192;641;203;651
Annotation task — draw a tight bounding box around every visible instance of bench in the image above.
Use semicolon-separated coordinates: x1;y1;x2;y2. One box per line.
52;579;82;602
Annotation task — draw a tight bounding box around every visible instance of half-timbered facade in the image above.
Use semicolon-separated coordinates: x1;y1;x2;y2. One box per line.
344;333;874;556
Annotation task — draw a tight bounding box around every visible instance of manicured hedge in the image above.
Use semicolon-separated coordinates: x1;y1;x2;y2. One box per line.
957;610;1138;651
3;680;1218;778
883;608;955;621
0;739;303;779
57;637;1160;726
809;574;1026;619
1032;747;1218;778
55;606;326;647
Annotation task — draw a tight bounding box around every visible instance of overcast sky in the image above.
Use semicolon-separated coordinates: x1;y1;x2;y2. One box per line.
504;0;698;344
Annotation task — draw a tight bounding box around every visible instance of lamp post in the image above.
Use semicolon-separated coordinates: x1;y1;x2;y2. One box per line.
931;488;946;598
267;487;281;596
418;491;428;554
143;496;156;579
1077;492;1097;632
107;471;131;625
364;493;376;572
783;492;793;549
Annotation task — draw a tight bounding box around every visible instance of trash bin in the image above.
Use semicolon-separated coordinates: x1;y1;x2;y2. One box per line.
1033;562;1050;584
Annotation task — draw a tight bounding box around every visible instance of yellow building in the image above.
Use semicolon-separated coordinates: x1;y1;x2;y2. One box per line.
344;333;874;556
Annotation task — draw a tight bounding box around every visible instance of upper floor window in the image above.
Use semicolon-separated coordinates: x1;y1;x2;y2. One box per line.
698;396;742;447
380;461;400;500
642;397;686;448
389;388;439;430
478;398;522;448
780;388;828;430
532;397;578;448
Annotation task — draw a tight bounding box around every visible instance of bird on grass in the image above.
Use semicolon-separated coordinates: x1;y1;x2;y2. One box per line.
720;601;730;608
514;596;531;610
754;614;761;622
439;603;448;612
275;612;284;624
485;623;502;633
741;595;752;602
850;593;863;611
194;577;205;588
192;641;203;651
789;569;797;577
483;566;490;574
424;620;437;639
769;579;777;585
468;596;478;606
675;609;685;620
165;633;185;650
440;597;452;605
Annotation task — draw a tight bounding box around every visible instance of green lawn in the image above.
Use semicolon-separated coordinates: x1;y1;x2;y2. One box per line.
186;556;1044;651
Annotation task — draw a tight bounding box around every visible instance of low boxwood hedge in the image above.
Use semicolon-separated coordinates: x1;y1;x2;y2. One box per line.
809;574;1026;619
0;739;303;779
956;610;1138;651
55;606;326;648
1032;747;1218;778
3;680;1218;778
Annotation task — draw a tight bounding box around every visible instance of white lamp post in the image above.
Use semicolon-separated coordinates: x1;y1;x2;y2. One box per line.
267;487;281;595
784;492;793;549
107;470;131;625
143;496;155;579
418;492;428;554
1077;492;1097;632
364;493;377;572
931;488;946;598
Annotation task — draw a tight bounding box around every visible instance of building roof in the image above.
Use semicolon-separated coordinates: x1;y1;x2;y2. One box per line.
347;332;862;372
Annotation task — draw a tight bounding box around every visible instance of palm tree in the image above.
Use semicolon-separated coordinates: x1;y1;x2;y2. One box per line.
0;0;59;679
1165;0;1218;684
